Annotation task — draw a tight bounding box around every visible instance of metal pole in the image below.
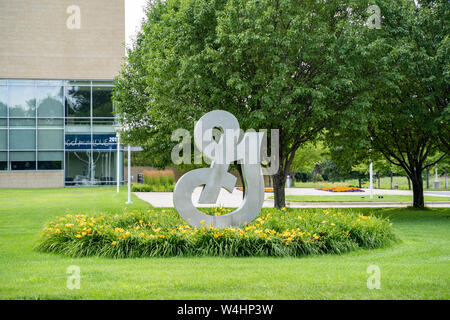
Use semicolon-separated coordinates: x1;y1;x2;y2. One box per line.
126;145;132;204
433;166;441;189
369;162;373;199
390;171;393;190
377;172;380;189
116;133;120;193
445;169;448;190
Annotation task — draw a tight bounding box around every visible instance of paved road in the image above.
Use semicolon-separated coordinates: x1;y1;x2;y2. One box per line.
134;187;450;208
269;200;450;208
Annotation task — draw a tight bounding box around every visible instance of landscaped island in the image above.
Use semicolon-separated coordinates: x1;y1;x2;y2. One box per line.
36;207;395;258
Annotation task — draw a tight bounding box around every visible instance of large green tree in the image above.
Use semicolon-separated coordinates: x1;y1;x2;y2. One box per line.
114;0;371;208
327;0;449;208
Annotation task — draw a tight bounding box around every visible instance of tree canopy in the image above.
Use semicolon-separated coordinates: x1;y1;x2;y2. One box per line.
114;0;377;207
326;0;449;208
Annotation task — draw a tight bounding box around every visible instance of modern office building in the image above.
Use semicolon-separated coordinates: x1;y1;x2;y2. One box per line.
0;0;125;188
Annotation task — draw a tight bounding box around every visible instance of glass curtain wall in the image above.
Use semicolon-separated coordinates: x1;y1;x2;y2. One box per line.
0;81;7;170
64;80;121;186
0;79;123;187
0;79;64;171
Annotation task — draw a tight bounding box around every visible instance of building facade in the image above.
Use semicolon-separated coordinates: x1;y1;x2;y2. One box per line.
0;0;125;188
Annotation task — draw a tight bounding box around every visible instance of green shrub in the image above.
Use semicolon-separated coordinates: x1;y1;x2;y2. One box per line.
36;208;396;258
131;184;174;192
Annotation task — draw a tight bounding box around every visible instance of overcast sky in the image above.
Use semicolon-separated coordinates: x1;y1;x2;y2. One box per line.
125;0;148;48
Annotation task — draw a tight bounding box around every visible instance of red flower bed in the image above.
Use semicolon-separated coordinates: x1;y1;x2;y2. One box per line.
318;187;364;193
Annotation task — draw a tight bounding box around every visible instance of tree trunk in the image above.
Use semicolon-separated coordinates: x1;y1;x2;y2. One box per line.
358;178;362;188
390;171;393;190
236;162;245;200
426;169;429;189
273;170;286;209
410;172;425;209
407;176;411;190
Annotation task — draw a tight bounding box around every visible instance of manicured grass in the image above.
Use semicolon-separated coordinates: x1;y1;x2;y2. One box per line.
276;195;450;203
294;176;449;191
0;187;449;299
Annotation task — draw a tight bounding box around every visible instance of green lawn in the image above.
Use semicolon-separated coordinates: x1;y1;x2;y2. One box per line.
0;187;449;299
294;175;449;191
277;195;450;203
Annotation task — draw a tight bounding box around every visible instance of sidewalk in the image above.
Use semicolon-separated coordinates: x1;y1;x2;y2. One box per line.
134;187;450;208
272;200;450;208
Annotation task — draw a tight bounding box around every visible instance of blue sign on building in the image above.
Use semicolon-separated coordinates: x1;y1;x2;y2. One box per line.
65;134;117;150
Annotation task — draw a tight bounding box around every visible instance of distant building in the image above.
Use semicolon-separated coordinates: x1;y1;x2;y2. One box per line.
0;0;125;187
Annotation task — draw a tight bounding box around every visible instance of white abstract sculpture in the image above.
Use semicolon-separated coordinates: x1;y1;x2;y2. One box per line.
173;110;265;228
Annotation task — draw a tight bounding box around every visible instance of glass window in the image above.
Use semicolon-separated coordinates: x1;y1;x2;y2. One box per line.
10;151;36;170
93;118;115;133
0;130;6;149
9;129;36;150
8;79;35;85
65;118;90;126
0;151;6;170
8;86;36;117
65;151;91;185
92;86;113;117
0;119;6;128
38;119;63;128
65;118;91;134
38;151;63;170
0;86;6;117
91;81;113;86
65;150;120;186
37;80;63;86
66;80;91;86
38;129;63;149
66;86;91;117
93;151;118;185
37;86;64;117
10;118;35;127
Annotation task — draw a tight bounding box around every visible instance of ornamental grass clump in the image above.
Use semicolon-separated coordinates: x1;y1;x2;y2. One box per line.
36;208;396;258
131;170;175;192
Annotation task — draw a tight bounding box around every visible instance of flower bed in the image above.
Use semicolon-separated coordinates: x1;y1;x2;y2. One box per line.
237;187;274;193
36;208;395;258
318;187;364;192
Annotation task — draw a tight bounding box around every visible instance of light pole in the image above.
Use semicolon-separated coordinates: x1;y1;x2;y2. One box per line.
369;144;373;199
433;166;441;189
369;161;373;199
126;144;132;204
113;124;122;193
114;124;133;204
